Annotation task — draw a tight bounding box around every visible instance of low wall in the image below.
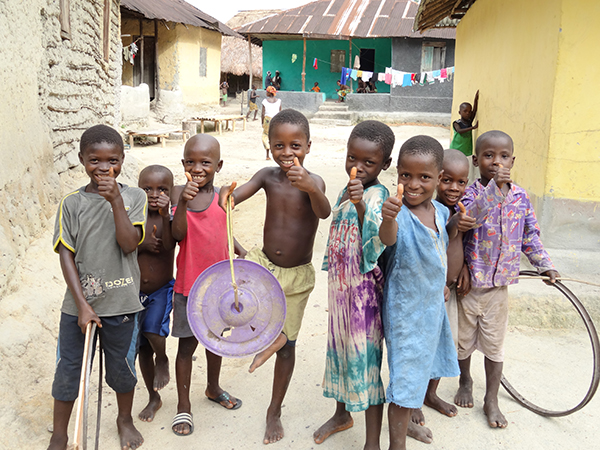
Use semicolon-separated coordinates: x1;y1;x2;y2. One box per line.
346;92;452;113
254;90;325;117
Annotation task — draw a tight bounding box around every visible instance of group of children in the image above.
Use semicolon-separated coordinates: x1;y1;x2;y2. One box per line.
47;102;558;450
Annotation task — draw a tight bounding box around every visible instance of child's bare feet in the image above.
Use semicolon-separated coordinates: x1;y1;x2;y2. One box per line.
313;413;354;444
424;392;458;417
249;333;287;373
407;421;433;444
47;434;68;450
117;416;144;449
264;406;284;444
454;377;474;408
411;408;425;425
484;398;508;428
138;396;162;422
153;355;170;391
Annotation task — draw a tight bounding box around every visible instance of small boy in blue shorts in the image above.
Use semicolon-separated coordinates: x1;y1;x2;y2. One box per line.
49;124;147;450
137;165;176;422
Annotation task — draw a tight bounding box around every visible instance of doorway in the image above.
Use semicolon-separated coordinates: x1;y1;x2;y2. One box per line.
133;36;156;100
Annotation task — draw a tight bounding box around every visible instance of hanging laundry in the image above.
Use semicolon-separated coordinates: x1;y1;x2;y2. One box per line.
391;70;402;88
340;67;348;84
402;73;412;87
353;55;361;69
313;58;318;70
378;72;385;82
385;67;392;85
357;70;363;78
419;73;426;86
292;54;297;63
440;68;447;79
362;71;373;82
411;73;416;84
426;71;435;84
123;42;138;64
414;73;421;85
350;69;358;80
433;69;442;80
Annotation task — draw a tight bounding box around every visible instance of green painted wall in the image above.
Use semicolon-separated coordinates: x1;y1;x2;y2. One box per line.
263;38;392;99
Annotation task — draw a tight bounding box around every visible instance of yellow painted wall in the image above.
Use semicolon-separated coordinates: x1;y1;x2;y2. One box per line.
121;18;220;106
174;24;221;108
452;0;561;200
547;1;600;201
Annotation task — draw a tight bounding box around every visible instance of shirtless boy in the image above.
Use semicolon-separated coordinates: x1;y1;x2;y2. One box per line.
137;165;175;422
221;109;331;444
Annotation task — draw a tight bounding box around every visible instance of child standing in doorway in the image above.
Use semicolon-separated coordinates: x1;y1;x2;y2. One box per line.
170;134;245;436
450;90;479;157
261;86;282;160
379;136;472;450
313;121;394;449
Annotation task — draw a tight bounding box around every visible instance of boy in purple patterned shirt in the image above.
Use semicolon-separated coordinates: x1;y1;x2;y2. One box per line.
454;130;560;429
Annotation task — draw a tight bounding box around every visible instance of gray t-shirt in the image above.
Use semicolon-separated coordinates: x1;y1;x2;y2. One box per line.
53;184;147;317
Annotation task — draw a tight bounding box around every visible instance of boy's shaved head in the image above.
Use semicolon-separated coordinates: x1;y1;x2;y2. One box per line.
444;149;470;171
269;109;310;142
459;102;472;111
349;120;395;160
184;133;220;158
475;130;514;155
139;165;174;185
80;124;124;154
398;135;444;171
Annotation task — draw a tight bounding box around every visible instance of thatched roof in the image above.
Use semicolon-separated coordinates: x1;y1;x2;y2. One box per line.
227;10;282;29
414;0;475;32
220;37;262;76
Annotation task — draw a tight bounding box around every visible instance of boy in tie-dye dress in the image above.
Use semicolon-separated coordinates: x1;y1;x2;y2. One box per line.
313;121;394;449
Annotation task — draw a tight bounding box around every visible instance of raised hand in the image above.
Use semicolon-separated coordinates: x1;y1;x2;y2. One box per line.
98;166;120;203
348;167;363;204
495;163;512;189
382;184;403;221
181;171;199;202
218;182;237;210
456;201;477;232
287;157;316;193
147;224;163;253
157;191;170;217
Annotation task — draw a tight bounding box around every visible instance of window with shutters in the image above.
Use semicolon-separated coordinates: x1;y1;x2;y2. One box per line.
420;42;446;72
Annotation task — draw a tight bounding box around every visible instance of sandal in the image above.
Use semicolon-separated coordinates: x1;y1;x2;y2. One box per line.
207;391;242;410
172;412;193;436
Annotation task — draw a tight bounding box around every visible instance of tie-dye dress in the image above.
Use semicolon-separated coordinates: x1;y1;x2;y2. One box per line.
321;184;388;412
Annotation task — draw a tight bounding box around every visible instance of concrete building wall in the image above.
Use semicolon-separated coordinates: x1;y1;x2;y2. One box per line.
0;0;121;296
453;0;599;248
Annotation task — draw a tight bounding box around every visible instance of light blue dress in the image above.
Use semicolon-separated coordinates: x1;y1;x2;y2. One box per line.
382;199;460;408
321;184;389;412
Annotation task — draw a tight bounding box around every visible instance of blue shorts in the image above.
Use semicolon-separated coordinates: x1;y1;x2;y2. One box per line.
139;279;174;338
52;312;140;402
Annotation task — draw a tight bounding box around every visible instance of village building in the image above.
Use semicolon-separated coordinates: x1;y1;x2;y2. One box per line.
238;0;456;114
0;0;123;295
120;0;239;119
415;0;600;249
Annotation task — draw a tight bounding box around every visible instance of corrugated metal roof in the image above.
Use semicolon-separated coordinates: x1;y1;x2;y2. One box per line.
121;0;240;38
237;0;455;40
413;0;474;32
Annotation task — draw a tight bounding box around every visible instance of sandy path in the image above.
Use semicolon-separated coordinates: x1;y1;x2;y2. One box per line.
1;117;598;449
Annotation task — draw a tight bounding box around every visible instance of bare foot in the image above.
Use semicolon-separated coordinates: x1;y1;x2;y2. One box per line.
117;416;144;449
138;396;162;422
313;413;354;444
407;421;433;444
47;434;67;450
411;408;425;425
424;392;458;417
454;378;474;408
153;356;170;391
249;334;287;373
484;399;508;428
264;408;284;444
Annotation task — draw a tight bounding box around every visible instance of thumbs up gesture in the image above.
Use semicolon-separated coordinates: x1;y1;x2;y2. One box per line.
148;224;163;253
98;166;120;202
381;183;404;221
347;167;364;205
456;201;477;232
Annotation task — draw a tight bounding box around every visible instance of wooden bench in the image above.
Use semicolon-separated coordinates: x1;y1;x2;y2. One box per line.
183;115;247;136
126;129;189;149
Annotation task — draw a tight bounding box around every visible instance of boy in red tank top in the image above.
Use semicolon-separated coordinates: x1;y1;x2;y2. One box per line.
170;134;246;436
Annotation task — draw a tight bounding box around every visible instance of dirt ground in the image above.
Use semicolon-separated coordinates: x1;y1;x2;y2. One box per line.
2;109;599;449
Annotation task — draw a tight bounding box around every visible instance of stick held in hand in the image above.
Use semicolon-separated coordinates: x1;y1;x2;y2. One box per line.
293;157;301;167
349;167;359;204
108;167;114;178
458;202;466;214
397;183;404;199
185;172;192;182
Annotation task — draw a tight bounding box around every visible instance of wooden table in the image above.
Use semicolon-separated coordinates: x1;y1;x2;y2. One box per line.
183;115;247;136
126;129;189;148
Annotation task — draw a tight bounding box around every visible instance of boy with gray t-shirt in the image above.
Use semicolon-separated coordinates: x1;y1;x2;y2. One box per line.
48;125;147;450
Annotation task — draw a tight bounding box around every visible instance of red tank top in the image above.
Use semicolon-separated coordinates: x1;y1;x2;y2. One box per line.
173;192;229;296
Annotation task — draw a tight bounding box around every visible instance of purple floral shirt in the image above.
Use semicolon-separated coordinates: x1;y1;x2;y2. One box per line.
462;180;555;288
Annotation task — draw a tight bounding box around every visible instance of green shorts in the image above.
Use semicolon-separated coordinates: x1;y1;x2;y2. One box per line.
246;248;315;343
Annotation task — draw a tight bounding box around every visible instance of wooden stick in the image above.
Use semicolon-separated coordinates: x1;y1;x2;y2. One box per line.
397;183;404;199
508;275;600;288
458;201;466;214
73;322;97;450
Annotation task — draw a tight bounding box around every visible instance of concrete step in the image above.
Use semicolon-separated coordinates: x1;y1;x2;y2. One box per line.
310;118;354;126
318;103;350;112
312;111;356;121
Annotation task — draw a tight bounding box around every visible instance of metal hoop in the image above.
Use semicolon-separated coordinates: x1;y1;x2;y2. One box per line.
501;270;600;417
